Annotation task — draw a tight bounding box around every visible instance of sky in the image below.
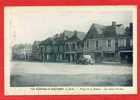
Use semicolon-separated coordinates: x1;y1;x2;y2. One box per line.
6;7;134;45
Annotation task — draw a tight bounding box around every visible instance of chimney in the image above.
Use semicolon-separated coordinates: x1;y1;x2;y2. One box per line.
112;21;116;26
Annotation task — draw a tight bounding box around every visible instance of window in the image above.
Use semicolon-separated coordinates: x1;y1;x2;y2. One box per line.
126;38;130;47
66;44;69;51
96;40;98;48
72;43;75;50
77;42;81;48
59;45;63;52
87;40;89;48
54;45;58;52
119;39;126;47
108;40;111;47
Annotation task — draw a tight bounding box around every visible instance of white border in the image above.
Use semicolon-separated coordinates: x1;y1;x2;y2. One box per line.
4;6;137;95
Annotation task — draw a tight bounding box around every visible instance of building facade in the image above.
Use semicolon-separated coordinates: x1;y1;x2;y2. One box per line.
39;30;77;62
31;41;42;61
12;44;32;61
83;22;133;63
64;31;85;62
33;21;133;64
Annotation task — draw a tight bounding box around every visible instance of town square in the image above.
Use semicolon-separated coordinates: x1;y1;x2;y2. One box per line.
5;7;134;88
11;21;133;87
11;61;132;86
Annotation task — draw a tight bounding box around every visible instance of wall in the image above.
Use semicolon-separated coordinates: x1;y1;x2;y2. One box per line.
84;38;116;53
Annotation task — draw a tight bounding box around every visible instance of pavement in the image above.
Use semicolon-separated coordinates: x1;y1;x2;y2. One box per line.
10;61;133;87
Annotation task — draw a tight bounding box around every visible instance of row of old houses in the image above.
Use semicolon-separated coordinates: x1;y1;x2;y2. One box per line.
83;22;133;63
31;21;133;63
12;44;32;61
12;21;133;63
39;30;85;62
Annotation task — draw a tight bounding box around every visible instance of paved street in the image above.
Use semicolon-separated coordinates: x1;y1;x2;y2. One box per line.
10;61;132;87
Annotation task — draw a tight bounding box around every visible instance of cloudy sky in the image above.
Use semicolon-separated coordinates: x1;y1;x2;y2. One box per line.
5;6;134;45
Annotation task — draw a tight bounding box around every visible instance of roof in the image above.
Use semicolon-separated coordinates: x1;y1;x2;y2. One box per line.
33;41;41;46
13;44;32;50
76;31;86;40
84;23;126;40
40;38;53;46
65;31;85;42
84;23;105;40
53;35;65;45
103;26;116;37
40;30;75;46
63;30;75;39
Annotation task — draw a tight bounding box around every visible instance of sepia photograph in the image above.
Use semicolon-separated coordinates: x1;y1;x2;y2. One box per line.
4;6;137;95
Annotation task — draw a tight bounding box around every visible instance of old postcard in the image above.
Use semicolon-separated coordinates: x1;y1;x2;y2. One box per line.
4;6;137;95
